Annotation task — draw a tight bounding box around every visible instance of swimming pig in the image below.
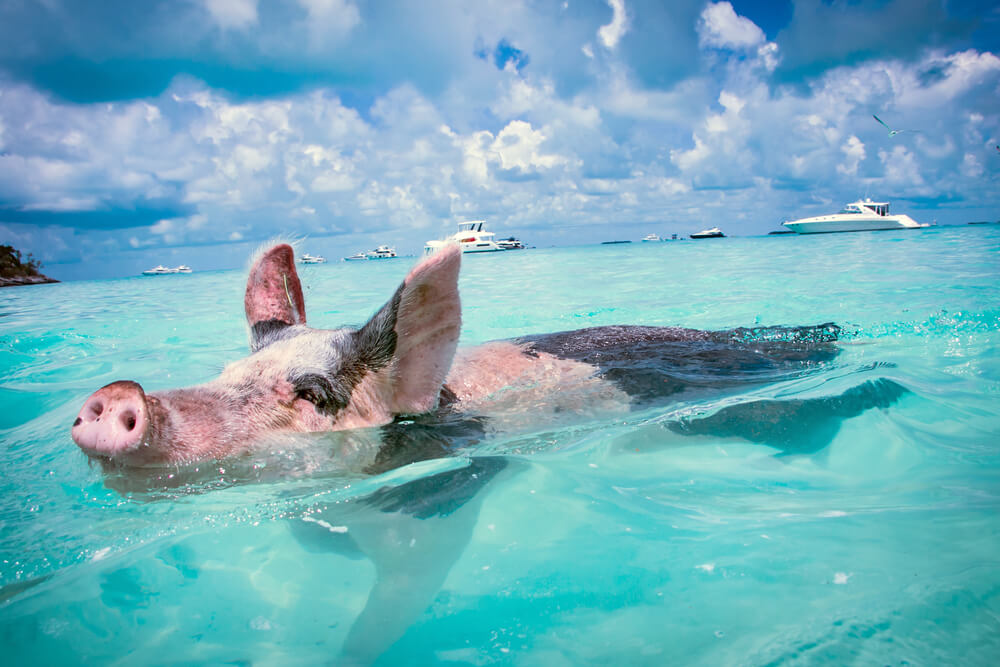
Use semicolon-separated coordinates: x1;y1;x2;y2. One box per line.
71;242;874;467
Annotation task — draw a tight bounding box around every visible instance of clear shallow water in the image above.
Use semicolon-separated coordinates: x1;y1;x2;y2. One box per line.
2;226;999;664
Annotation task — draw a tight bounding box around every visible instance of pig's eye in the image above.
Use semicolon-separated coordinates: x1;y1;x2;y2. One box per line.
291;372;350;417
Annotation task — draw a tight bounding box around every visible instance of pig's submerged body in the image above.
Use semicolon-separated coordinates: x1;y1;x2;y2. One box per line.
4;228;1000;664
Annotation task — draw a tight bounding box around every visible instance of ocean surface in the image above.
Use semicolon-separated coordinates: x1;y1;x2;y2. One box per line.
2;226;999;664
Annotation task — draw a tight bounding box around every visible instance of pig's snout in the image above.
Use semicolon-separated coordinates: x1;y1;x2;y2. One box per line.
72;381;150;457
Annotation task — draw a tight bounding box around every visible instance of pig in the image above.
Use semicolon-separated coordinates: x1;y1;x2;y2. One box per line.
72;242;902;468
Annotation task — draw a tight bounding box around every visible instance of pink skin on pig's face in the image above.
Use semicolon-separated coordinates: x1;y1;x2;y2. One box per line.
71;243;464;466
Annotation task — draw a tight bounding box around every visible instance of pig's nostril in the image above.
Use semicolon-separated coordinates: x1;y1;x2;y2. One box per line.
87;401;104;419
73;417;82;427
120;411;137;431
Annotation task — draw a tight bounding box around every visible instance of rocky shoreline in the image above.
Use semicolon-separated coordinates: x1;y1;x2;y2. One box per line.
1;274;60;288
1;244;59;287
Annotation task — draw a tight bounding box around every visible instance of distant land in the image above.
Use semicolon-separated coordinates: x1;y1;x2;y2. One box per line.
1;244;59;287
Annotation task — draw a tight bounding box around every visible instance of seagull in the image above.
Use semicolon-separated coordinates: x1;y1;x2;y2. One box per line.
873;114;918;137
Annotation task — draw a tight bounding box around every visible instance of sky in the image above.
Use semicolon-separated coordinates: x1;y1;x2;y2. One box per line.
0;0;998;280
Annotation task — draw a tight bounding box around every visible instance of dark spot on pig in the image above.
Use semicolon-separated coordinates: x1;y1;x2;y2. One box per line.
289;285;405;419
437;385;459;408
292;372;353;417
517;324;842;404
368;411;489;475
73;417;82;427
353;283;404;370
250;318;296;353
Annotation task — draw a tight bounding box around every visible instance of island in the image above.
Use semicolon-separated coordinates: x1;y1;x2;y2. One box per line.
1;245;59;287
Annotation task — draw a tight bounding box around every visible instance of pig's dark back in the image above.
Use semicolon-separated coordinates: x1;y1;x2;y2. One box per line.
514;324;842;404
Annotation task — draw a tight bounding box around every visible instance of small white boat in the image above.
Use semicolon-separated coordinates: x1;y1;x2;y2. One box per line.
424;221;504;255
690;227;726;239
366;245;398;259
142;265;193;275
343;252;367;261
299;253;326;264
641;233;661;242
783;199;928;234
497;237;525;250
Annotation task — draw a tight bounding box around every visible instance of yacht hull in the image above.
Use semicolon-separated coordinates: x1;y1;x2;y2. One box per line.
783;214;925;234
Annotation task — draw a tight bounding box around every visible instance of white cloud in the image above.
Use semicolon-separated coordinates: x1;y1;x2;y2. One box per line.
2;33;998;274
698;2;765;50
203;0;258;31
297;0;361;45
491;120;568;173
837;135;866;176
598;0;628;49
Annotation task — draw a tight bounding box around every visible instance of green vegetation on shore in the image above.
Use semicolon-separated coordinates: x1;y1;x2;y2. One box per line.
1;245;58;286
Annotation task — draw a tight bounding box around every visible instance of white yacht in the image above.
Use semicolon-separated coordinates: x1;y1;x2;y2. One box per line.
690;227;726;239
142;264;192;275
299;253;326;264
343;252;367;261
142;265;171;275
783;199;928;234
497;237;525;250
641;233;662;242
424;221;503;255
366;245;398;259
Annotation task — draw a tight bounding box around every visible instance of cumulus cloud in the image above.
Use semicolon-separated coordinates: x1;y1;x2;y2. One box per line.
697;2;779;71
298;0;361;45
598;0;628;49
0;1;998;278
697;1;764;50
837;136;866;176
204;0;258;30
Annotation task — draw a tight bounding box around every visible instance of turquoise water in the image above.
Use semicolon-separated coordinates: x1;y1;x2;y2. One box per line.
2;226;999;664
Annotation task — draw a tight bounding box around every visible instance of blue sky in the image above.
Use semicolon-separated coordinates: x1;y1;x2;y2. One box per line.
1;0;998;280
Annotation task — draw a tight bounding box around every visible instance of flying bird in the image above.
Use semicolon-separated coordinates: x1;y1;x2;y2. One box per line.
872;114;919;137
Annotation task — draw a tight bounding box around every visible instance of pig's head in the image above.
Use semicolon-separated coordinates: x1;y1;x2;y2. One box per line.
71;243;462;466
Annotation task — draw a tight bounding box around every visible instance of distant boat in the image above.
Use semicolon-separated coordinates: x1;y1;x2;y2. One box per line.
424;221;504;255
782;199;928;234
601;240;632;245
768;230;796;235
299;253;326;264
366;245;398;259
142;265;192;275
641;233;662;242
497;237;525;250
690;227;726;239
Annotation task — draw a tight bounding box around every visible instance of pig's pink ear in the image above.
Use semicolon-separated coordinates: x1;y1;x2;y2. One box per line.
245;244;306;351
359;245;462;414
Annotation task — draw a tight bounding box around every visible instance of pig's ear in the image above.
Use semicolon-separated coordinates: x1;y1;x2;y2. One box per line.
245;244;306;352
357;245;462;415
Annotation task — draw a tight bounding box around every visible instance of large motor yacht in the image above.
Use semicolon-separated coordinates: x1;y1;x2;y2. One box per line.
366;245;398;259
783;199;928;234
424;221;503;254
690;227;726;239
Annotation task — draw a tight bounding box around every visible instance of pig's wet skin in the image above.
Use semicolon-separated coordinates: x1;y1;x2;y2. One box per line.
69;243;912;663
73;242;906;469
